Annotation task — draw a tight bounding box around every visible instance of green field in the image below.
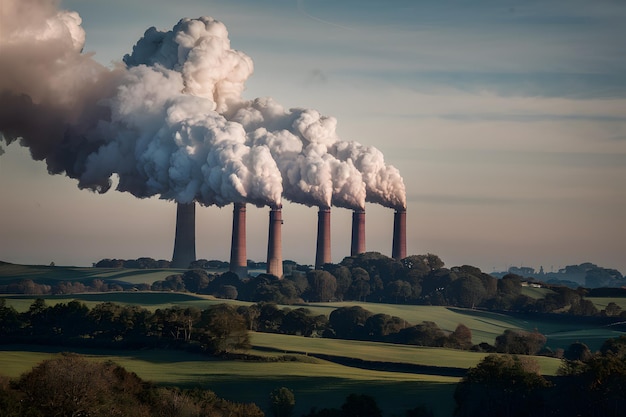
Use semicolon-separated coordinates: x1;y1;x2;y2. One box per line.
587;297;626;310
3;293;624;350
521;286;554;299
0;262;184;285
2;263;625;416
0;345;459;417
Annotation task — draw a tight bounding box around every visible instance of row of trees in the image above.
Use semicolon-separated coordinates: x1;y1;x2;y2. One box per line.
0;298;250;354
0;298;553;356
3;253;623;319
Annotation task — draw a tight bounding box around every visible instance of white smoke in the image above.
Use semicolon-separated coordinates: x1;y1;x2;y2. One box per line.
123;16;253;114
0;0;405;211
335;141;407;209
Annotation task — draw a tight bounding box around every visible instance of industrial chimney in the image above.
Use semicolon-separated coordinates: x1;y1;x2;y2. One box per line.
171;202;197;268
229;202;247;278
351;210;366;256
392;208;407;260
315;207;332;269
266;206;283;278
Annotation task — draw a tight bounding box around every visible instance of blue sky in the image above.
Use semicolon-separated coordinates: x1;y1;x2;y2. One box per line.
1;0;625;273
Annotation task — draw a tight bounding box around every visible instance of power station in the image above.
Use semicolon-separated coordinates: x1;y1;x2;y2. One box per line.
171;203;407;276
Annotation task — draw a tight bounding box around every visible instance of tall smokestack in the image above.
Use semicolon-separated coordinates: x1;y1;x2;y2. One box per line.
266;206;283;278
315;207;332;269
392;209;407;260
229;202;247;278
171;202;197;268
351;210;366;256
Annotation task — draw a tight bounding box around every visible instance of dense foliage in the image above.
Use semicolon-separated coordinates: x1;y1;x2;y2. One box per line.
4;253;623;320
0;297;556;358
0;298;250;354
0;353;263;417
454;336;626;417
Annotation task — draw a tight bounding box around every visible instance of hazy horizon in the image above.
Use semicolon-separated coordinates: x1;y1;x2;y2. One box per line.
1;0;624;274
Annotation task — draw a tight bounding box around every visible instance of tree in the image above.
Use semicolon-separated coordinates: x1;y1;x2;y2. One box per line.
563;341;592;361
603;302;622;317
48;300;90;338
16;353;151;417
393;321;447;347
0;298;22;337
364;313;408;340
216;284;239;299
153;306;201;342
341;393;382;417
600;335;626;358
454;354;550;417
448;324;473;350
447;275;487;308
346;267;371;301
254;302;286;333
328;306;373;339
329;265;352;300
498;274;522;296
386;280;412;303
243;274;300;304
25;298;54;338
0;375;22;417
269;387;295;417
12;354;265;417
558;337;626;417
495;329;546;355
182;269;212;293
285;271;309;296
306;270;337;302
195;304;251;353
281;307;328;336
151;388;200;417
402;255;433;277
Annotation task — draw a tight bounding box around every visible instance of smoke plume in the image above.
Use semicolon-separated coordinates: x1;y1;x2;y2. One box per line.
0;0;405;211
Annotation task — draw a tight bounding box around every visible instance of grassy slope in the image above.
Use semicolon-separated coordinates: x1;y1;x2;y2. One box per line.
0;346;458;417
0;261;186;285
587;297;626;310
249;332;562;376
2;262;622;416
521;286;554;299
3;292;624;350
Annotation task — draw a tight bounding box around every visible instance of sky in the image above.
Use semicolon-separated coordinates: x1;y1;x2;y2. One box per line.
1;0;625;273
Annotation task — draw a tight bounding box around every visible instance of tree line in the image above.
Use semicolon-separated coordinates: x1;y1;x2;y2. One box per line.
0;298;556;357
4;252;626;320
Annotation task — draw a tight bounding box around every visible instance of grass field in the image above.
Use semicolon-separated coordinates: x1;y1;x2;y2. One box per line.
2;262;625;416
0;345;459;417
0;262;185;285
521;286;554;299
3;293;624;351
249;332;563;376
587;297;626;310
